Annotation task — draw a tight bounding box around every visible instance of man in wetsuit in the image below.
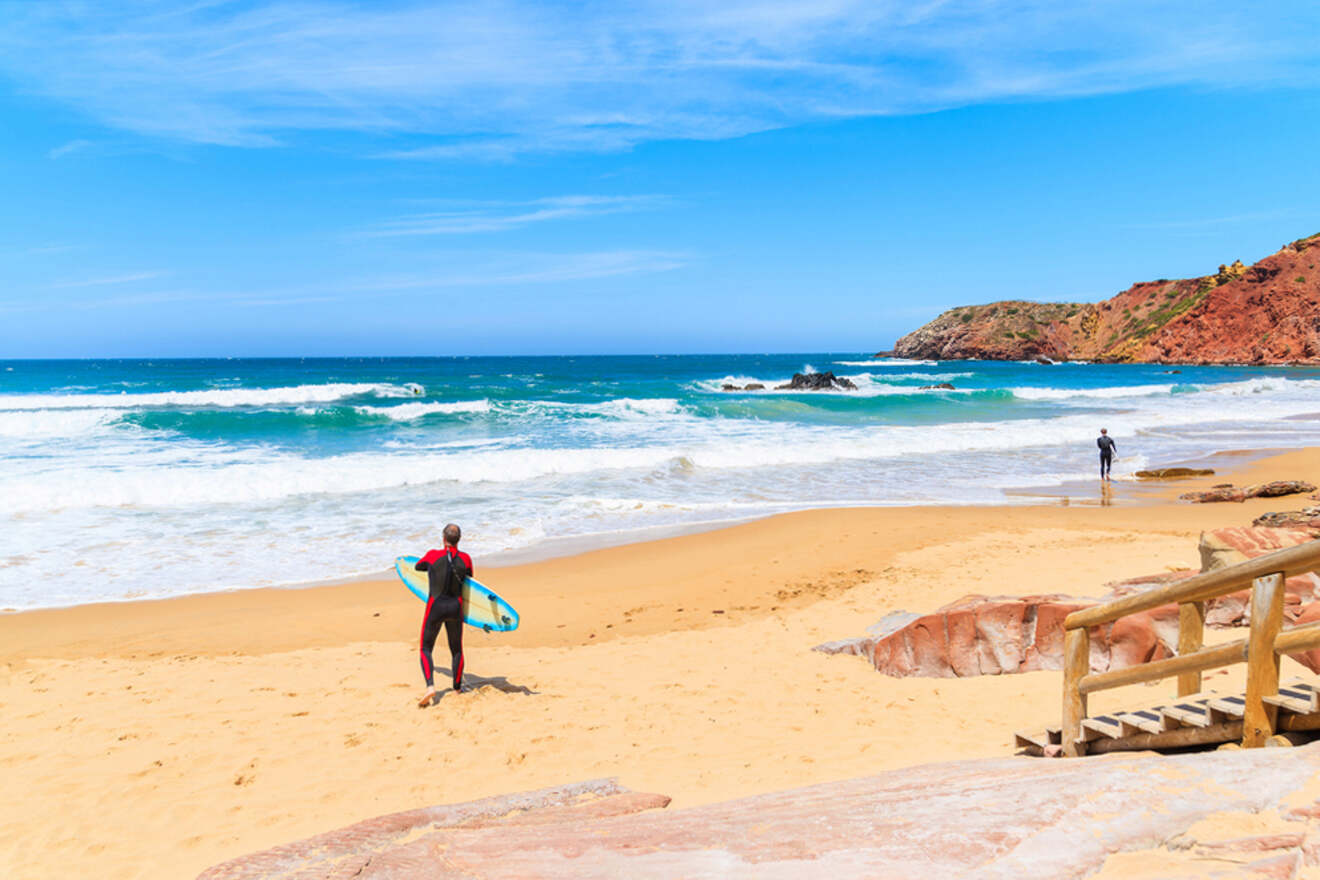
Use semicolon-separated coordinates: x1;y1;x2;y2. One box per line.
1097;428;1117;481
414;523;472;707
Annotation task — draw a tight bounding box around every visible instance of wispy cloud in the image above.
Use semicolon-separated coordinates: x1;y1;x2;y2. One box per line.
51;270;166;289
359;250;689;288
362;195;666;237
1122;211;1297;231
0;2;1315;156
47;138;93;160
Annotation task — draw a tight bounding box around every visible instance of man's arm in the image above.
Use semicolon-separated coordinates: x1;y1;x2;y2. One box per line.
414;549;443;571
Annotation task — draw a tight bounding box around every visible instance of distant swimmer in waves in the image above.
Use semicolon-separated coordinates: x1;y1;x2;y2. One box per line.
414;523;472;707
1097;428;1117;481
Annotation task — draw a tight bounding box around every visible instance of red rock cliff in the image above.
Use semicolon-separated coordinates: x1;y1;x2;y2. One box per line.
891;232;1320;364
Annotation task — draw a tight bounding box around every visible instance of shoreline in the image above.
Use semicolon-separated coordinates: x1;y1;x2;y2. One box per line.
0;441;1289;619
0;445;1310;662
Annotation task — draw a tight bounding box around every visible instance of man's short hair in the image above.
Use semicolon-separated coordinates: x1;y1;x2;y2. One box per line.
1100;428;1108;434
443;523;461;545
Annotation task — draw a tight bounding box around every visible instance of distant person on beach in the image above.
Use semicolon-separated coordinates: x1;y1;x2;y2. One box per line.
413;523;472;707
1097;428;1117;481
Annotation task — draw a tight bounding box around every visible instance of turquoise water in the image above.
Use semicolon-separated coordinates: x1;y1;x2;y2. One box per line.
5;354;1320;609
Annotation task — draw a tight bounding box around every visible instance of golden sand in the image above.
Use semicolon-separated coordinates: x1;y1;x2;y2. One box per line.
2;449;1317;879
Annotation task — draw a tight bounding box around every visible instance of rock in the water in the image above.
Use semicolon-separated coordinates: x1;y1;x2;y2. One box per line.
1179;480;1316;503
918;382;956;390
721;384;738;391
775;371;857;391
198;747;1320;879
1133;467;1215;478
744;383;764;390
1035;355;1055;365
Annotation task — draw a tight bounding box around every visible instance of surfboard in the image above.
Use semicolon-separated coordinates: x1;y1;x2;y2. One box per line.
394;555;520;633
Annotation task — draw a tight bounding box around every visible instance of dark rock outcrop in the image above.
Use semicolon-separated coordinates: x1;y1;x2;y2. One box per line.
198;748;1320;879
1254;507;1320;530
775;371;857;391
1179;480;1316;503
918;382;956;390
889;231;1320;364
1133;467;1214;479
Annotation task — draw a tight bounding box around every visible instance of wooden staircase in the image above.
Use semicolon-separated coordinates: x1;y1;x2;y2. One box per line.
1016;681;1320;756
1016;539;1320;757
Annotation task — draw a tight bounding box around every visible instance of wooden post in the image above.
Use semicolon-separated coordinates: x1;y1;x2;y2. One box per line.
1062;627;1090;757
1177;600;1206;696
1242;572;1285;748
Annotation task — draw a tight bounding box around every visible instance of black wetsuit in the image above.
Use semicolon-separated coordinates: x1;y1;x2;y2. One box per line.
415;548;470;691
1097;434;1117;478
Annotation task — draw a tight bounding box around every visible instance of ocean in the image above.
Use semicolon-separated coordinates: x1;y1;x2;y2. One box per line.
6;354;1320;610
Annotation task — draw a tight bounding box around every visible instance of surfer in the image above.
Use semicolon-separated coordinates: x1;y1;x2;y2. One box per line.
414;523;473;707
1097;428;1117;481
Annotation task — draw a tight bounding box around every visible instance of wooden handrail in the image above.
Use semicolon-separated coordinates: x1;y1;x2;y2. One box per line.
1061;535;1320;756
1273;622;1320;655
1064;539;1320;630
1078;640;1247;695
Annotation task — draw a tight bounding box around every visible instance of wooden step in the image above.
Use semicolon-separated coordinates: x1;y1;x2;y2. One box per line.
1081;715;1127;740
1013;727;1061;751
1206;695;1246;721
1115;709;1175;735
1265;684;1319;715
1161;702;1213;728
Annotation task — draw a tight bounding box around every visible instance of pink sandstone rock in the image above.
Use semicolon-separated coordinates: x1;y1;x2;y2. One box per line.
1199;527;1319;572
817;594;1181;678
198;745;1320;880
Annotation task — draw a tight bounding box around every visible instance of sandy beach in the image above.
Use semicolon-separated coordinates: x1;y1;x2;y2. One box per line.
4;448;1319;879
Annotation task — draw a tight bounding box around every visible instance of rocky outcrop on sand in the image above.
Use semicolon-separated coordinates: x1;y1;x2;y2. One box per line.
890;231;1320;364
1254;507;1320;531
821;527;1320;679
814;594;1181;677
1133;467;1215;479
198;747;1320;879
775;371;857;391
1179;480;1316;503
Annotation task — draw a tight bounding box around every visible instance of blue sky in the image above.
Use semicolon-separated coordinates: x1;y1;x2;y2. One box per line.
1;1;1319;357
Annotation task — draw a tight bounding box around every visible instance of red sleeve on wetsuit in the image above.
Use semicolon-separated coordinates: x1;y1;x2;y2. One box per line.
415;548;444;571
458;551;473;575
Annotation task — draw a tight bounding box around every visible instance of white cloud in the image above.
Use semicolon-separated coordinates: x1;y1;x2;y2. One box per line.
362;195;666;236
0;1;1314;156
47;139;93;160
51;270;166;288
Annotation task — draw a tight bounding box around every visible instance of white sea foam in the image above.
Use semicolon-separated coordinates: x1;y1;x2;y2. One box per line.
1010;383;1178;401
859;358;938;366
355;400;491;420
0;382;416;411
0;408;126;439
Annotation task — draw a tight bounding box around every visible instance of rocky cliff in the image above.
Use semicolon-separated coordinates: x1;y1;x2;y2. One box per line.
891;232;1320;364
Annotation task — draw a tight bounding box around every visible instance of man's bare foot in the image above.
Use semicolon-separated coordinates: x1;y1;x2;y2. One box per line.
417;689;436;708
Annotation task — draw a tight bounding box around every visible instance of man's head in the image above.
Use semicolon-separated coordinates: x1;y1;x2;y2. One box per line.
1100;428;1108;435
443;523;461;547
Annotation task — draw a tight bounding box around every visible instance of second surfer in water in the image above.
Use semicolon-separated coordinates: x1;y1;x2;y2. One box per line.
414;523;473;707
1097;428;1117;481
